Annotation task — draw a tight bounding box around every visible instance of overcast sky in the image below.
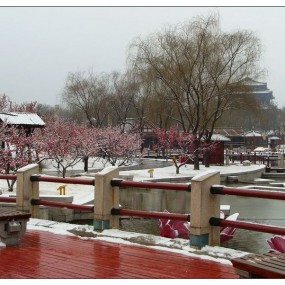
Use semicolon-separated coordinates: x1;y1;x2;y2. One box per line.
1;5;285;108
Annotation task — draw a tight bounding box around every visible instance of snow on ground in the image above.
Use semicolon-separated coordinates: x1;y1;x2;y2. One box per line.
0;159;265;263
119;160;266;181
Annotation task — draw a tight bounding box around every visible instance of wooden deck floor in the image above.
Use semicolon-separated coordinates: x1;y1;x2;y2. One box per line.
0;230;239;279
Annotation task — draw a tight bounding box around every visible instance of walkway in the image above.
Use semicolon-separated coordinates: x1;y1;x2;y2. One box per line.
0;230;239;279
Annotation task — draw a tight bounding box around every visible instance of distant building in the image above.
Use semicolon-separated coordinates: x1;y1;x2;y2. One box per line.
244;130;265;149
214;128;245;149
242;78;274;105
208;134;231;165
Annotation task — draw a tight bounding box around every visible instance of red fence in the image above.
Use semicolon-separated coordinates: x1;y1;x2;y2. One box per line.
110;178;285;237
0;174;17;181
229;152;280;167
111;179;191;191
31;198;94;212
211;185;285;200
1;164;285;248
30;174;95;185
210;217;285;235
111;208;190;221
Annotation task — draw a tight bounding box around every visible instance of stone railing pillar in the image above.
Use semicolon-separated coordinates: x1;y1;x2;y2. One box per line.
278;153;284;168
190;170;220;249
94;166;119;230
16;164;40;218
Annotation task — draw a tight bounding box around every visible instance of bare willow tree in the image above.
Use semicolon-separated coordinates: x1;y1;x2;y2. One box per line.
129;13;263;169
62;71;112;127
130;72;177;132
108;71;137;131
145;80;178;130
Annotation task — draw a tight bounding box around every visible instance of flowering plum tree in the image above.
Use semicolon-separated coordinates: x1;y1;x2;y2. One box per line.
154;127;178;160
96;127;141;166
33;117;99;178
0;123;36;191
0;95;140;183
155;128;219;174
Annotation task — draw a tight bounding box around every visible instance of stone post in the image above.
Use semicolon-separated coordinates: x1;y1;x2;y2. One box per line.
16;164;40;218
225;148;230;166
94;166;119;230
189;170;220;249
278;153;284;168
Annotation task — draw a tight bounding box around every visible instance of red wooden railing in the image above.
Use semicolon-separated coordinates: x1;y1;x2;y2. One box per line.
0;196;16;203
0;174;17;180
111;208;190;221
31;198;94;212
210;185;285;200
210;185;285;235
111;179;191;220
111;179;191;191
30;174;95;185
209;217;285;235
0;174;95;212
111;179;285;237
29;174;94;212
1;169;285;239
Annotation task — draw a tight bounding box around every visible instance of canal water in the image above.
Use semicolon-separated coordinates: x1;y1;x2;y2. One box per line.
117;193;284;254
118;181;285;254
220;193;285;254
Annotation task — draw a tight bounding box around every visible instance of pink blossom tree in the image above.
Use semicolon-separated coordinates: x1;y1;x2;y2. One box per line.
96;127;141;166
0;95;44;190
154;127;178;160
155;128;219;174
0;123;36;191
33;117;99;178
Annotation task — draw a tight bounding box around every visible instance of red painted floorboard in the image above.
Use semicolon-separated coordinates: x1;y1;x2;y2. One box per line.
0;230;239;279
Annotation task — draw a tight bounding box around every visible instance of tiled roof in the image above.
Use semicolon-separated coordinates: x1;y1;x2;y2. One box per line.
0;112;45;126
213;128;245;137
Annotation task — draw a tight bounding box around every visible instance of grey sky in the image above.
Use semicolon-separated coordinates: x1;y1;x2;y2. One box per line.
0;6;285;108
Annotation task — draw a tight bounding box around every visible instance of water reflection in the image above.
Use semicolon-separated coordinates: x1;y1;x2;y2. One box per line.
220;194;285;253
117;186;285;254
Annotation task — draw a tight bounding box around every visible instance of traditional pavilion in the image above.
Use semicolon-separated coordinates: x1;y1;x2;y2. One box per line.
0;112;45;136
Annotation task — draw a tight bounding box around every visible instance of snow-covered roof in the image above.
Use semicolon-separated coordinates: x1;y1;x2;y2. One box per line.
244;131;262;137
0;112;45;127
269;136;280;140
211;134;231;141
243;78;266;85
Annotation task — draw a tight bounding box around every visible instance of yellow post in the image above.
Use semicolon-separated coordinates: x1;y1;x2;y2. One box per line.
57;185;66;195
147;168;154;178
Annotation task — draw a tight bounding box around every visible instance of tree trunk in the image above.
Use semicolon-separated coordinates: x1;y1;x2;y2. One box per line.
193;155;199;170
176;166;179;174
204;147;210;167
84;156;89;172
193;139;200;170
